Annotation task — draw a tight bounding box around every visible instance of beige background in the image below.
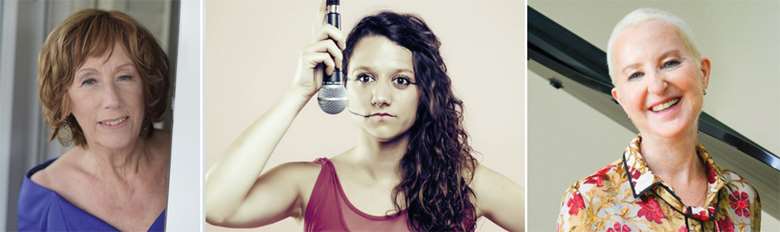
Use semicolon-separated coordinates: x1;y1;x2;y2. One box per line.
205;0;525;231
528;1;780;231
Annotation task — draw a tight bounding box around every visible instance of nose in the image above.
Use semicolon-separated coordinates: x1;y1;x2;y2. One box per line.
647;72;668;95
102;81;122;110
370;80;392;108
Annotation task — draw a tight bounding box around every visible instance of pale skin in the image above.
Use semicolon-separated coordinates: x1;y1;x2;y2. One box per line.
609;19;711;207
31;43;170;231
205;5;523;232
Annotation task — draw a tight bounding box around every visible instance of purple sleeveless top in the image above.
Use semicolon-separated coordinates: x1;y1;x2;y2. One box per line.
304;158;410;232
17;159;166;231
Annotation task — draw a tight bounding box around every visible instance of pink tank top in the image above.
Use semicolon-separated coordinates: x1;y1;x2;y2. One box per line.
304;158;410;232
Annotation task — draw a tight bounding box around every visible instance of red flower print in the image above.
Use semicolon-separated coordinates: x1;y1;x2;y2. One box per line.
637;198;665;224
688;206;714;221
630;169;641;180
606;222;631;232
584;165;612;187
678;226;688;232
692;210;708;221
567;191;585;216
716;215;734;232
706;165;717;184
729;191;751;217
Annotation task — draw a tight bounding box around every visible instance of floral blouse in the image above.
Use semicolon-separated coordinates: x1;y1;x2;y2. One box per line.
557;136;761;232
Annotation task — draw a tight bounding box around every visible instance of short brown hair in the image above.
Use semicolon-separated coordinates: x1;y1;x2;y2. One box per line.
38;9;170;147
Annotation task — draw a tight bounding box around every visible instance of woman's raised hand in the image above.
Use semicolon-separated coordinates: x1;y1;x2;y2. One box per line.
290;5;346;99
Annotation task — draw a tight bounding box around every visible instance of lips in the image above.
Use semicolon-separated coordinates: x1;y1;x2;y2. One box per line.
368;112;396;118
98;116;129;128
649;97;680;112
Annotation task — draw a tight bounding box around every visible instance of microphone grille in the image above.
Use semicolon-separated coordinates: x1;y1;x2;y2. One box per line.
326;0;339;6
317;85;347;114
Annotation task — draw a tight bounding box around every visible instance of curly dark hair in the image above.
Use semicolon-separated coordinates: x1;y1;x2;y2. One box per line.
343;11;478;231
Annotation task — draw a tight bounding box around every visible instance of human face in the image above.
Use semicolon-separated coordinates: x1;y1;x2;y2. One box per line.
347;36;420;142
610;20;710;139
67;43;145;150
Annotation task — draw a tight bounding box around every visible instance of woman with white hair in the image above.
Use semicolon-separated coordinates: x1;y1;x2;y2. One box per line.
556;8;760;232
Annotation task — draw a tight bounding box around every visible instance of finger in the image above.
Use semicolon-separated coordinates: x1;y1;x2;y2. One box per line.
314;25;346;50
305;52;335;76
305;40;343;69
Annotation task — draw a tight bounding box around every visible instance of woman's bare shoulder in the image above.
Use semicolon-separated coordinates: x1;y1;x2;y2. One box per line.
470;164;523;210
262;160;324;185
470;163;521;191
29;148;84;193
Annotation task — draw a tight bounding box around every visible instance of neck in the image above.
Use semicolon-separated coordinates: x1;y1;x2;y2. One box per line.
78;137;152;183
639;129;704;186
351;131;410;179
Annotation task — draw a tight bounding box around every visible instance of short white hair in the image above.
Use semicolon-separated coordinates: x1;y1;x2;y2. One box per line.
606;8;701;80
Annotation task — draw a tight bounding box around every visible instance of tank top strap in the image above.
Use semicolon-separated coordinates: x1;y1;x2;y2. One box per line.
313;157;333;168
305;157;348;231
311;157;338;191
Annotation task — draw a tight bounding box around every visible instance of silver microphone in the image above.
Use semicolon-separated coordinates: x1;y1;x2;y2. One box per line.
317;0;346;114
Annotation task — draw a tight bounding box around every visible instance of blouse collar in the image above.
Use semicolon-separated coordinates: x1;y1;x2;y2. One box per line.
621;135;726;221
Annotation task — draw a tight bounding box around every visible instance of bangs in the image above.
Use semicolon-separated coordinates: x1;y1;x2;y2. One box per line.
70;12;133;68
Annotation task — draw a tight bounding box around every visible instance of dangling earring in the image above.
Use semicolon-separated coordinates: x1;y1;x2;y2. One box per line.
703;89;707;96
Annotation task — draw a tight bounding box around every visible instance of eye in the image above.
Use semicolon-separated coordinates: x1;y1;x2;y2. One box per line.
81;78;97;87
355;73;375;83
392;76;414;89
118;74;133;81
661;59;681;69
627;72;644;80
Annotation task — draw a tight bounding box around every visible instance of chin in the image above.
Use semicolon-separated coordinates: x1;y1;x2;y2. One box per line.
93;133;141;150
365;127;407;142
645;118;696;139
370;131;402;142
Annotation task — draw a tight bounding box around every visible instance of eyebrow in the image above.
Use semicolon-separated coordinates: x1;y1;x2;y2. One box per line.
351;65;415;77
620;63;641;75
77;63;135;74
114;63;136;71
620;49;684;74
658;49;682;60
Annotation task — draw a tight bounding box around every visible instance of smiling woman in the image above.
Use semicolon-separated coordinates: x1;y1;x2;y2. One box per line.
17;9;172;231
556;8;760;232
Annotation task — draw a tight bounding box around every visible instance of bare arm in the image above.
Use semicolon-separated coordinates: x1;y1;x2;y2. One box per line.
205;89;311;226
205;13;346;226
472;164;524;232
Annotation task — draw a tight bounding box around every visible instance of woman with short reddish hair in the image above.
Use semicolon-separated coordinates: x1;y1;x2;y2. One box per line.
18;9;172;231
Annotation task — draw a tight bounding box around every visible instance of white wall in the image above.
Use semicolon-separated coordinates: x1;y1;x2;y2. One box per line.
166;0;202;231
0;0;16;229
528;1;780;231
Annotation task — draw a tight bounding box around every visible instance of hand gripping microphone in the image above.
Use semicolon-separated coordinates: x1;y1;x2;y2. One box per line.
317;0;347;114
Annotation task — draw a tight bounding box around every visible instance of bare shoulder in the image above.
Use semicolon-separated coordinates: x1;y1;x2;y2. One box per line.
260;160;324;194
469;163;523;230
29;148;84;193
469;164;521;203
470;164;523;216
265;161;322;180
470;163;520;189
261;160;324;212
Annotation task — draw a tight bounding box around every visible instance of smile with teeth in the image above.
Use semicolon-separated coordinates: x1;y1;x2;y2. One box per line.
650;98;680;112
99;116;129;127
